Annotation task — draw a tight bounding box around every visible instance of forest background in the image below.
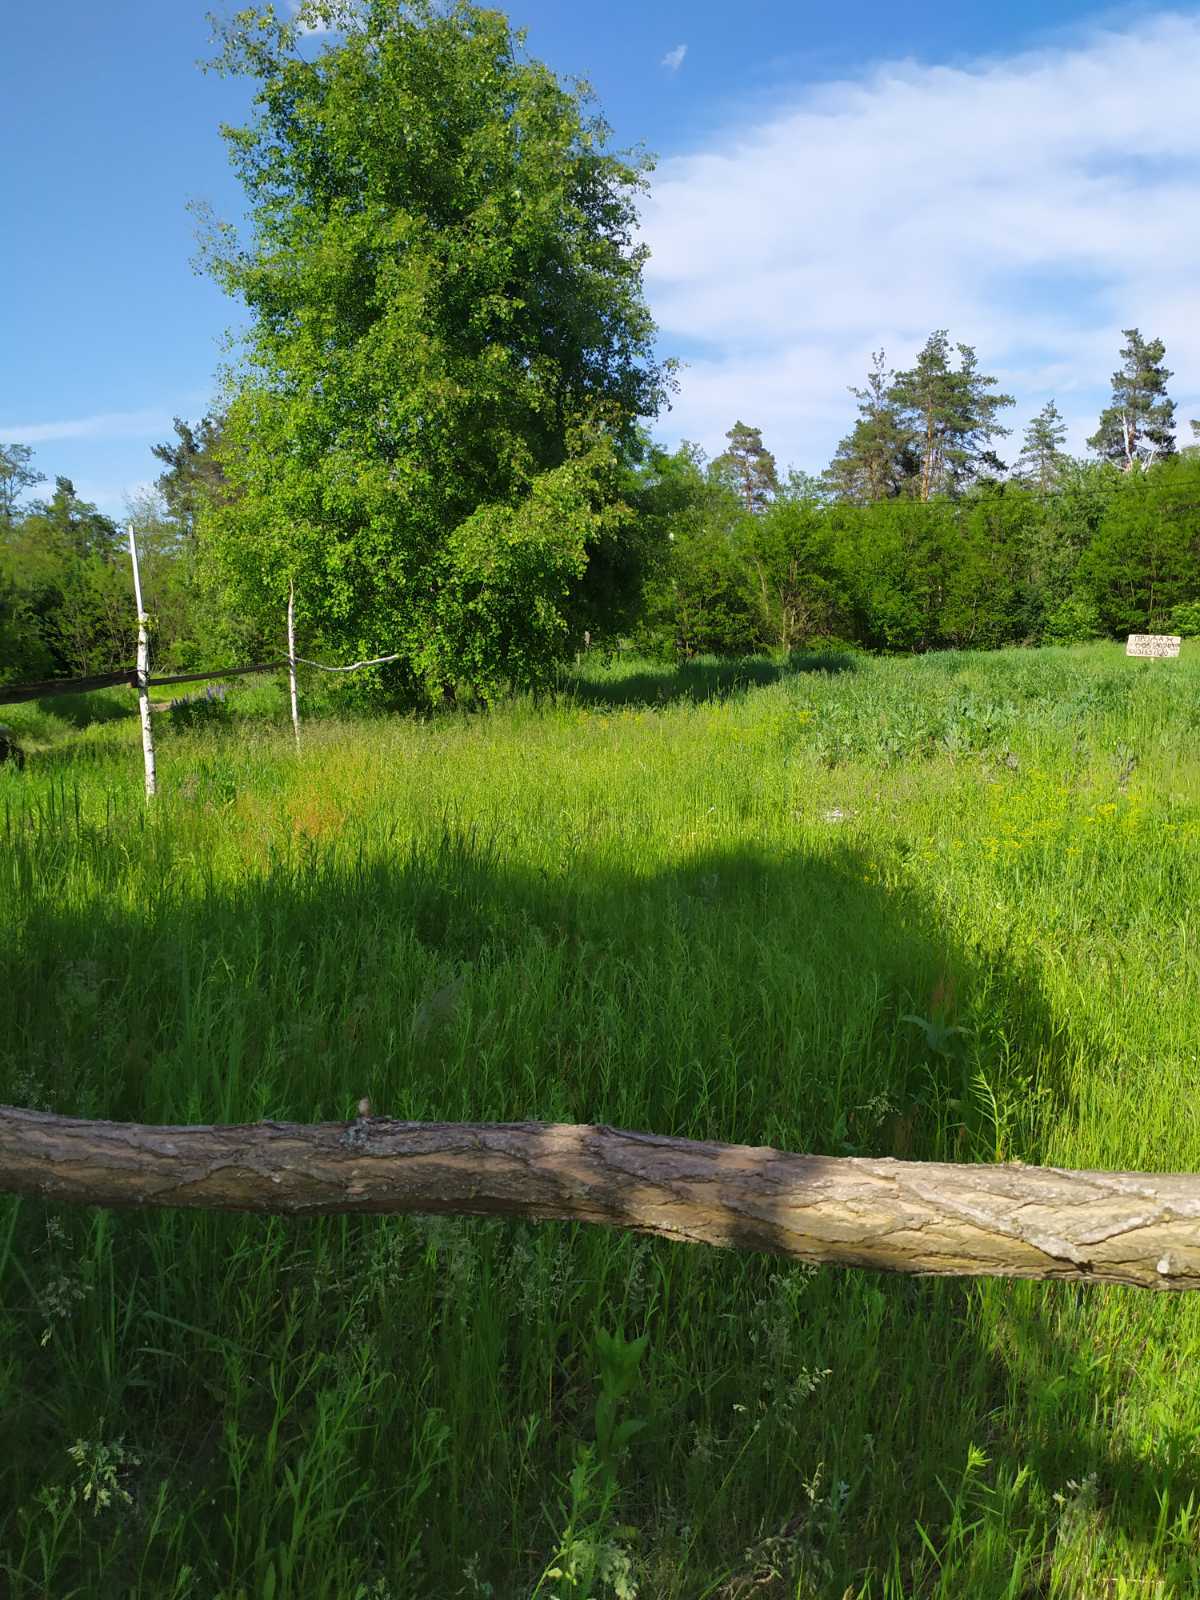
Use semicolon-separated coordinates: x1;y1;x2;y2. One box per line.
2;0;1199;705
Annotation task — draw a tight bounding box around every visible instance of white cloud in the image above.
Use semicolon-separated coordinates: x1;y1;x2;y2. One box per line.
1;408;176;446
662;44;688;73
642;12;1200;469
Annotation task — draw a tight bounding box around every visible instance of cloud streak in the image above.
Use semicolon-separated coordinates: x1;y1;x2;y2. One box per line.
641;12;1200;469
1;408;177;446
661;44;687;73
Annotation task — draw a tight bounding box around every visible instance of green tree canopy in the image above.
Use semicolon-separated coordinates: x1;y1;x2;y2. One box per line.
1;477;129;678
1013;400;1069;494
151;414;228;543
1080;454;1200;633
888;332;1013;501
15;477;122;564
1;443;44;529
822;351;917;504
1087;329;1176;468
199;0;671;702
710;420;780;513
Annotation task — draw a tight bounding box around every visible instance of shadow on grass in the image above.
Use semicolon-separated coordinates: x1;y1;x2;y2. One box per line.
0;826;1187;1596
564;650;858;708
32;690;137;729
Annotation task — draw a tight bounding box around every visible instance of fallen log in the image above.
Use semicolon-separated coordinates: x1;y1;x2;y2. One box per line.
1;1106;1197;1290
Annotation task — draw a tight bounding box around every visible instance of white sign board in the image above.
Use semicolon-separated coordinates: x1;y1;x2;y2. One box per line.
1126;635;1181;658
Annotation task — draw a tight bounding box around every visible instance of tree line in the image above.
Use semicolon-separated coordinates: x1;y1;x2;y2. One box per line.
634;350;1200;659
5;343;1196;690
0;424;234;686
2;0;1198;695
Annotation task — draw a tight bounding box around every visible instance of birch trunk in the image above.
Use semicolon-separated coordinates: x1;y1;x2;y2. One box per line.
2;1108;1198;1290
127;527;156;798
287;580;300;747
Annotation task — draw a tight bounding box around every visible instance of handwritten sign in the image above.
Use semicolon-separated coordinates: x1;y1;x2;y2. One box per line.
1127;635;1181;658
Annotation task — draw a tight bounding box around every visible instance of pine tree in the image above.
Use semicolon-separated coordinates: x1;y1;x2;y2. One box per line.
822;352;917;504
1014;400;1069;493
888;332;1014;501
711;421;780;513
1087;329;1176;469
151;415;228;543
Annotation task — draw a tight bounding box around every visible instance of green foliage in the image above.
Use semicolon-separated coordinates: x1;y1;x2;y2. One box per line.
150;414;227;543
888;331;1014;501
0;477;130;679
633;443;759;658
710;420;780;513
1169;599;1200;637
822;338;1013;507
649;522;761;659
592;1327;649;1478
832;497;961;651
0;441;43;527
1042;592;1103;645
822;351;918;504
417;445;627;702
1088;328;1176;468
0;446;240;689
199;0;670;704
645;423;1196;658
1014;400;1069;493
742;493;848;651
165;683;231;735
0;725;25;768
1080;454;1200;634
0;562;53;685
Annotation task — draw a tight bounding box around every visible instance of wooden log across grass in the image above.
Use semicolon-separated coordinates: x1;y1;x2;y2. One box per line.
1;1106;1198;1290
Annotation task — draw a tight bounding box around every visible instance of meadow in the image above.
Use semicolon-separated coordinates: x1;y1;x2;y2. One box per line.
1;641;1199;1599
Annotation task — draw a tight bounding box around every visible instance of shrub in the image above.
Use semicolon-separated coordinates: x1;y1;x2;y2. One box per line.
0;726;25;770
166;682;230;733
1169;600;1200;638
1042;593;1102;645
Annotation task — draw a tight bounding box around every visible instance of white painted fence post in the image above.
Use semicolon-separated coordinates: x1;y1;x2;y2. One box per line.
287;580;301;747
128;526;157;799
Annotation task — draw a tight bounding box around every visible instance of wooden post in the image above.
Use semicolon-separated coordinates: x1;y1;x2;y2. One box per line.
287;580;301;747
128;526;157;799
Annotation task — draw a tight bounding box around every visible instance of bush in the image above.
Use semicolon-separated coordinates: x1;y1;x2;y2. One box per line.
166;682;231;733
1169;601;1200;638
1042;593;1102;645
0;726;25;770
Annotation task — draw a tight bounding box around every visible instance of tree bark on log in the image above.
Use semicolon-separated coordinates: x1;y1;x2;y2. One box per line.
2;1106;1198;1290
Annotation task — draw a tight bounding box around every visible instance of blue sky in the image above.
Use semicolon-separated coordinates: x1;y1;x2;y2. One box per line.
3;0;1199;516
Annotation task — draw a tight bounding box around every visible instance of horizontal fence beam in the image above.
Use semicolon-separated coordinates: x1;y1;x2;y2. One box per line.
0;653;402;709
0;662;288;708
1;1108;1197;1290
148;660;286;690
0;670;138;705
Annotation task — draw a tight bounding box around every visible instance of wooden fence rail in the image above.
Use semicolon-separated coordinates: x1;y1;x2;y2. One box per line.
2;1107;1197;1290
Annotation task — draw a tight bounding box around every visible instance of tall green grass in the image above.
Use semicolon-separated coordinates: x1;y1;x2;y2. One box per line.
1;643;1199;1597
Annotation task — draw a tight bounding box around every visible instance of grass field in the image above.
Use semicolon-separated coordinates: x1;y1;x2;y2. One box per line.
2;642;1199;1598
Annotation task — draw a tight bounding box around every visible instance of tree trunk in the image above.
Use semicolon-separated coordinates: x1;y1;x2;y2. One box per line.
3;1109;1199;1290
287;579;301;748
127;527;157;799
